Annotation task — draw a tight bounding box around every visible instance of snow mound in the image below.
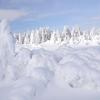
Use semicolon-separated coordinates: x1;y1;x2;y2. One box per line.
55;46;100;90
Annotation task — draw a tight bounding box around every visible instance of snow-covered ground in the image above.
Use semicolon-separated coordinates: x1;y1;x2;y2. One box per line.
0;20;100;100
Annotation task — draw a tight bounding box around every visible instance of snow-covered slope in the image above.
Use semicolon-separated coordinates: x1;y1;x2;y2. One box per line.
0;20;100;100
1;45;100;100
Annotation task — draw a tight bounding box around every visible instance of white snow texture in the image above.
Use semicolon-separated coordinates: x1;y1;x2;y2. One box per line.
0;20;100;100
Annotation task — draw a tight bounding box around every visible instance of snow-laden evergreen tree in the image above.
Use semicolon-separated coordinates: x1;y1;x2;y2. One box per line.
70;27;75;44
14;26;100;46
55;29;61;43
38;27;51;43
50;31;57;44
62;26;71;43
46;27;51;41
34;29;41;44
30;30;34;44
24;33;30;44
18;33;23;44
40;27;45;43
0;19;15;80
40;27;48;42
90;28;100;44
21;33;26;44
70;26;82;44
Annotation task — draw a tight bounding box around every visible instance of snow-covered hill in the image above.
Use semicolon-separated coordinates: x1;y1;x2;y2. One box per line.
0;20;100;100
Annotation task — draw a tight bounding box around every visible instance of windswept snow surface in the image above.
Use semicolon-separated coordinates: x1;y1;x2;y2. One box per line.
1;45;100;100
0;20;100;100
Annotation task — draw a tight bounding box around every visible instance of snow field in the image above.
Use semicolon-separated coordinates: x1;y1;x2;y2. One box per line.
0;20;100;100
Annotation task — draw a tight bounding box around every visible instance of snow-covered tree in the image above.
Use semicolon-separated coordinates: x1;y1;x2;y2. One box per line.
34;30;41;44
30;30;34;44
62;26;71;42
24;33;30;44
0;19;15;80
50;31;57;44
14;26;100;46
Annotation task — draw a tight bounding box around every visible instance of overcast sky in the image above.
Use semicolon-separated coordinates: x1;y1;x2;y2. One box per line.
0;0;100;32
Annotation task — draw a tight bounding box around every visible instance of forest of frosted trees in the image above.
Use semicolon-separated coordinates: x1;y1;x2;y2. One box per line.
14;26;100;45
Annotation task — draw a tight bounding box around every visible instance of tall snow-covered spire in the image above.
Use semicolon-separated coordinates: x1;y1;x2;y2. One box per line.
0;19;15;80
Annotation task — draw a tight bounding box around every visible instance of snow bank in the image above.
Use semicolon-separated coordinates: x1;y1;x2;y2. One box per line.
55;46;100;90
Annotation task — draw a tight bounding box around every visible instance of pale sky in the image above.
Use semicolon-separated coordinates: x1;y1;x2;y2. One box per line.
0;0;100;32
